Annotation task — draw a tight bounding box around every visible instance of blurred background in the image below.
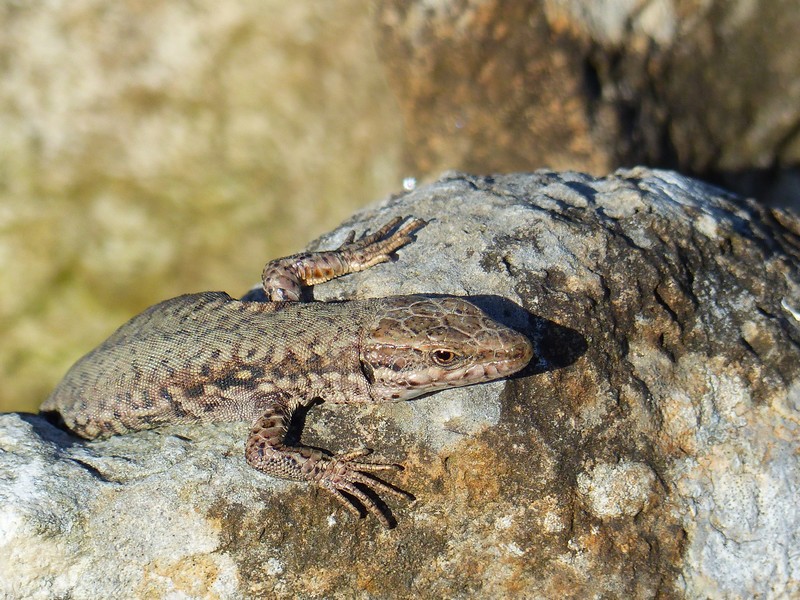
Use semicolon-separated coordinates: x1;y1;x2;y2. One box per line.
2;1;799;413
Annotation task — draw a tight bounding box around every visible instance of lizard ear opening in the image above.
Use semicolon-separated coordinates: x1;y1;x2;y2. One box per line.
359;360;375;384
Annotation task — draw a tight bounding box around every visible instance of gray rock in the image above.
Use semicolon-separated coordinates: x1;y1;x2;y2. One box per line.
2;169;798;598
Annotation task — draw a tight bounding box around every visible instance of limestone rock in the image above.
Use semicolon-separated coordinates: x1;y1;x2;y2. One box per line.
2;169;798;598
374;0;800;207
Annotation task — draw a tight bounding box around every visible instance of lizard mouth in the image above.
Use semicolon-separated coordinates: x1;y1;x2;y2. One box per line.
443;340;533;384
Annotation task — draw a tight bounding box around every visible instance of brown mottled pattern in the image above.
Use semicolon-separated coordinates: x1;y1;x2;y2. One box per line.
41;217;533;528
44;293;376;438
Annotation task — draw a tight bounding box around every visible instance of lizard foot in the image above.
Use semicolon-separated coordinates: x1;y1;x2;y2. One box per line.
315;449;414;529
336;216;427;270
261;216;427;301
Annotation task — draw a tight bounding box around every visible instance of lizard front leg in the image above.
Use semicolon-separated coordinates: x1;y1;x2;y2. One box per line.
261;216;426;301
245;394;413;528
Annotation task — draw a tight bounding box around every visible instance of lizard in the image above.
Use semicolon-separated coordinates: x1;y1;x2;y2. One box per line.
41;216;533;528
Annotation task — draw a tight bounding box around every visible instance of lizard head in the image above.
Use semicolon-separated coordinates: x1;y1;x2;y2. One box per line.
360;296;533;401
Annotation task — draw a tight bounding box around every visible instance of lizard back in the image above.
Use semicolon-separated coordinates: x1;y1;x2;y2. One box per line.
41;292;378;438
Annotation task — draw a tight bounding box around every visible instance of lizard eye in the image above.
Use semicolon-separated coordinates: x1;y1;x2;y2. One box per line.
431;349;457;366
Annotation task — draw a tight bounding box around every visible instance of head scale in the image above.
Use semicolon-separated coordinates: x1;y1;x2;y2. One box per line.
360;296;533;401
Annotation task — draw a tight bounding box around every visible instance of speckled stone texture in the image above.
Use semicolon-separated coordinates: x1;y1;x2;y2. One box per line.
2;169;799;598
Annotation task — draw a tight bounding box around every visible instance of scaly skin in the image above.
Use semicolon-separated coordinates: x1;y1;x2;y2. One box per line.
42;217;533;528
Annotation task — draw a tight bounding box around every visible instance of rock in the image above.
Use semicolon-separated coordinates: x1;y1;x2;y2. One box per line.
374;0;800;207
2;169;798;598
7;0;800;417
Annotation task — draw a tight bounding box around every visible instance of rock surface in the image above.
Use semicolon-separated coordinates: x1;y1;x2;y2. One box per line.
2;169;799;598
375;0;800;207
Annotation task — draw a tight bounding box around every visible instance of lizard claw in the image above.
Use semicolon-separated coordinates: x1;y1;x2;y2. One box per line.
316;450;414;529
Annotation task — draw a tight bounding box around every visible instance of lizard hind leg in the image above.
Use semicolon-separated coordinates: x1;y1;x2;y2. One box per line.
245;401;413;528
